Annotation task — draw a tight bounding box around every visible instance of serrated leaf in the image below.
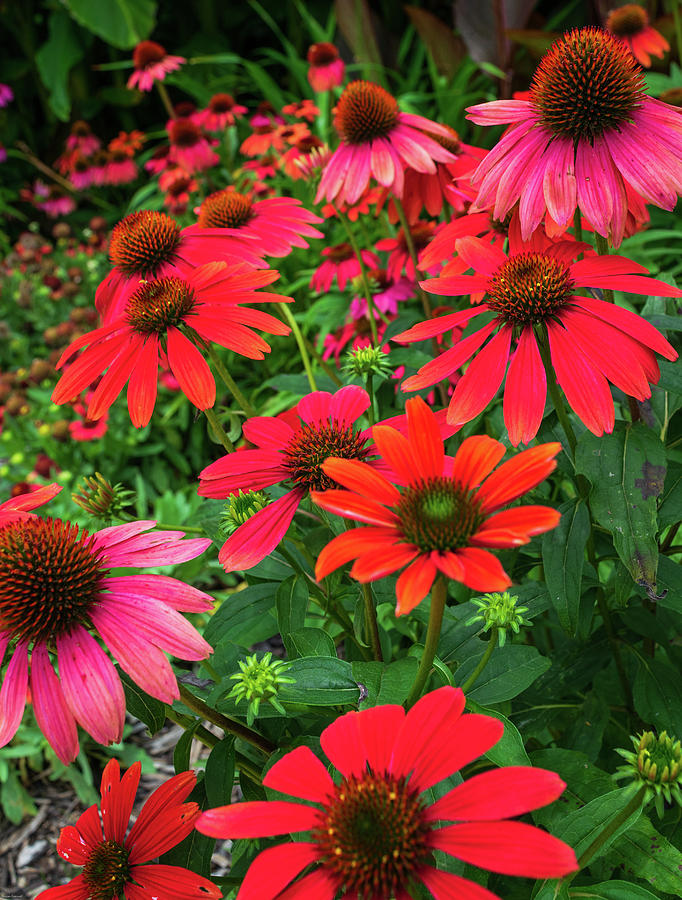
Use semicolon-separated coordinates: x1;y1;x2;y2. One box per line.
279;657;359;706
62;0;157;49
542;498;590;636
576;424;666;592
204;738;235;808
455;644;551;703
117;669;167;735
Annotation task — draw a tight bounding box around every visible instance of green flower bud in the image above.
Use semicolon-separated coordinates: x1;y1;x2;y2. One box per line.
614;730;682;817
465;591;531;647
219;490;270;538
72;472;134;522
342;345;392;378
227;652;295;725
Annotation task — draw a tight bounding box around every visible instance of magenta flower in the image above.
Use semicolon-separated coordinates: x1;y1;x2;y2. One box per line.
0;501;214;764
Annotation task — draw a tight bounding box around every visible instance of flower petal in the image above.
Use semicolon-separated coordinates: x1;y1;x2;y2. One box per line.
197;801;320;838
264;746;334;802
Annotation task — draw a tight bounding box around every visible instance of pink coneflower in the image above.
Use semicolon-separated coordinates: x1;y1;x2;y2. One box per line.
0;84;13;107
350;266;414;319
307;42;345;92
127;40;185;92
280;135;326;179
167;119;219;172
606;4;669;67
40;759;221;900
0;504;213;763
282;98;320;121
66;121;100;155
160;168;198;214
397;223;681;443
189;189;323;258
69;397;108;441
310;243;380;293
103;149;138;185
144;144;171;175
197;686;578;899
320;184;382;221
54;262;291;427
95;209;266;324
198;386;373;571
467;27;682;246
68;155;96;191
242;154;279;181
32;182;76;218
316;80;456;206
196;93;248;131
376;221;437;281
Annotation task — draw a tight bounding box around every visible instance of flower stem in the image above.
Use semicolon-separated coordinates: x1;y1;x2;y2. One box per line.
203;407;235;453
365;371;376;425
576;785;646;870
393;195;433;320
156;81;176;120
536;328;577;458
362;582;383;661
177;682;275;755
460;628;498;693
279;302;317;392
167;708;264;784
405;576;447;708
205;344;256;417
339;212;380;346
594;232;615;304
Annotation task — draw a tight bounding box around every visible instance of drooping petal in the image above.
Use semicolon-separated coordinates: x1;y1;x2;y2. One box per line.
447;326;512;427
350;542;420;581
234;843;322;900
472;506;560;547
127;336;159;427
405;396;444;478
127;865;222;900
395;554;438;615
166;327;216;410
420;867;502;900
456;547;512;592
263;746;335;802
0;640;29;747
504;328;546;446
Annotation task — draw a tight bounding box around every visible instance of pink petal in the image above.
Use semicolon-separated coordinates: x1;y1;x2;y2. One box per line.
542;138;576;226
330;384;371;424
243;416;294;449
447;326;512;427
297;391;332;424
0;640;28;746
104;574;214;612
30;643;79;765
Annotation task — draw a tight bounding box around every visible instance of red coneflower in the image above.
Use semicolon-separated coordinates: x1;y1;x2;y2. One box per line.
0;482;61;526
307;42;345;92
606;4;670;67
198;386;373;571
316;80;456;206
312;396;560;614
466;27;682;246
94;209;266;324
196;93;248;131
39;759;221;900
127;40;185;92
66;120;100;156
53;262;291;427
397;223;681;443
189;188;323;258
167;118;219;172
0;507;212;763
376;220;437;281
310;243;380;293
197;686;578;900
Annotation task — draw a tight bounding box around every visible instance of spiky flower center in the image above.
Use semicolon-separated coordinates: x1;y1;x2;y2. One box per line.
396;477;484;552
125;276;196;334
335;81;399;144
83;840;131;900
71;120;92;137
0;517;106;644
197;190;253;229
430;124;461;155
109;210;181;278
314;772;431;897
486;252;574;325
283;421;370;491
209;93;236;113
607;4;649;36
308;42;340;66
169;119;202;148
327;243;354;263
530;27;645;142
133;40;167;69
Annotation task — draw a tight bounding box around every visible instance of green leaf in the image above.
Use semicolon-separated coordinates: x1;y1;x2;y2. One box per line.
633;656;682;735
605;814;682;894
160;779;214;877
174;721;200;774
276;575;308;634
456;644;551;704
35;11;84;121
204;738;235;808
466;700;530;766
62;0;157;49
204;584;277;648
117;669;167;735
569;882;659;899
1;771;36;824
658;461;682;530
283;627;336;659
554;788;642;863
279;657;359;706
542;498;590;636
576;424;666;592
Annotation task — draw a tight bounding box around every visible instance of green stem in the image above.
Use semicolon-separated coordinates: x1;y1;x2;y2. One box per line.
156;81;176;120
362;583;383;661
365;371;376;425
339;212;380;346
393;196;432;320
594;232;615;304
574;207;583;245
155;522;205;534
536;328;577;458
672;0;682;72
576;785;646;870
460;628;498;693
279;302;317;392
405;576;447;707
166;708;218;747
205;345;257;417
203;407;235;453
177;683;275;755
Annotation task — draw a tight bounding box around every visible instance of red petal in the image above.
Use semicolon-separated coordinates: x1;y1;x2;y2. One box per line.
402;321;496;393
127;336;159;427
447;326;512;427
315;527;399;579
129;864;222;900
219;489;302;571
101;758;140;842
311;488;398;528
320;710;367;778
275;866;337;900
504;329;546;446
476;443;561;511
321;458;400;505
393;307;483;343
431;820;578;878
263;746;334;802
473;506;560;546
395;554;438;615
167;327;215;410
406;397;444;479
572;295;677;360
356;705;406;774
37;874;90;900
237;843;321;900
196;801;320;838
371;424;418;484
420;867;502;900
350;542;419;581
451;436;505;490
